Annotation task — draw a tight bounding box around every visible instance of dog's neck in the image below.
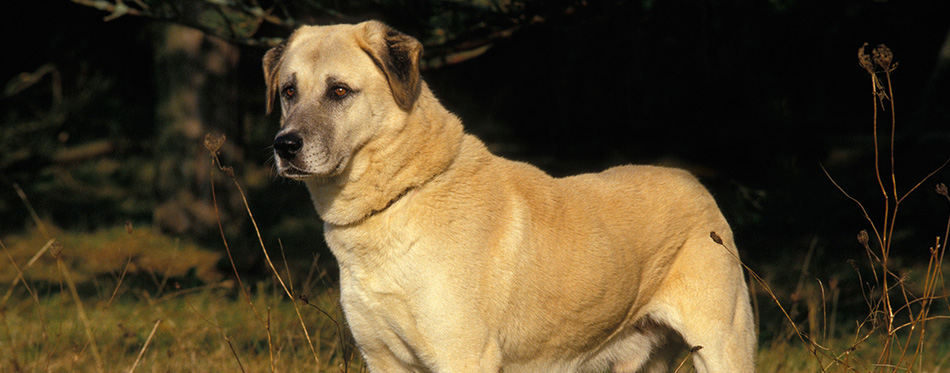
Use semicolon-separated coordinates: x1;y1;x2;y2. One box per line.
304;86;464;226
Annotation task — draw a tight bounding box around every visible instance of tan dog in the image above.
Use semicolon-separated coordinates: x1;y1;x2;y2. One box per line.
263;21;756;372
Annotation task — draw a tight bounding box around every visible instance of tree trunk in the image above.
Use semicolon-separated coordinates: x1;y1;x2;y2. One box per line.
152;23;244;239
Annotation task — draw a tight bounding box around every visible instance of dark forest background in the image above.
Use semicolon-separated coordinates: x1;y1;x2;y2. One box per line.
3;0;950;285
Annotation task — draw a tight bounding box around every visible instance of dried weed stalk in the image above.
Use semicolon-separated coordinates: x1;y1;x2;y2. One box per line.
817;43;950;371
204;133;335;370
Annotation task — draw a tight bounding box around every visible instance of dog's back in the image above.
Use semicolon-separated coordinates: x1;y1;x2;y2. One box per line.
453;150;754;371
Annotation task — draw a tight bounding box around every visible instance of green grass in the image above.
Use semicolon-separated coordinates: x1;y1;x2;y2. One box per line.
0;267;361;372
0;222;221;286
752;261;950;372
3;233;947;372
0;219;362;372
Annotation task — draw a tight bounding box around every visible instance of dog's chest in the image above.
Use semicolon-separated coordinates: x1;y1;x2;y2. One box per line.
324;221;436;352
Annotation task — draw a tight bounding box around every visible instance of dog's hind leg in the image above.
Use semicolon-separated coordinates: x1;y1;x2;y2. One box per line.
609;327;685;373
648;234;756;372
672;292;756;372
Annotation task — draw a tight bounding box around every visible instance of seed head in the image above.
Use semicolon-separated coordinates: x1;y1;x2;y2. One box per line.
710;231;723;245
858;43;897;74
857;43;874;73
872;44;894;71
857;229;869;247
204;133;226;153
936;183;948;197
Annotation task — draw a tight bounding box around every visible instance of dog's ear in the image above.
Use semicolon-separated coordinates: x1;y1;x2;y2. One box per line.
359;21;423;111
263;40;288;115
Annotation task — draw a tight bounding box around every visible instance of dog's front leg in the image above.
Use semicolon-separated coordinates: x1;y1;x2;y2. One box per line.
340;269;504;372
360;351;417;373
354;324;503;373
428;337;503;373
402;306;503;373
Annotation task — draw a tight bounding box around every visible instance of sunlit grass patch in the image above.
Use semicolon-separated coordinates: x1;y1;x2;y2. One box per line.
0;282;356;371
1;221;221;286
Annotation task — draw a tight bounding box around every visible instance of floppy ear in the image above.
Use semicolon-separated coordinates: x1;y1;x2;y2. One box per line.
359;21;423;111
263;40;287;115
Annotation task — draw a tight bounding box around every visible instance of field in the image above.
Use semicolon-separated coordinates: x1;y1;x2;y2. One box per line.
1;224;363;372
2;219;949;372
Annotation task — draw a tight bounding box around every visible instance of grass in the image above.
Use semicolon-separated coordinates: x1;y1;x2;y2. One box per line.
752;259;950;372
2;43;949;372
0;277;358;371
0;222;221;286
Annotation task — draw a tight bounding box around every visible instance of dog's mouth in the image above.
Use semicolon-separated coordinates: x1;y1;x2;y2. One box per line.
276;157;346;181
277;164;314;180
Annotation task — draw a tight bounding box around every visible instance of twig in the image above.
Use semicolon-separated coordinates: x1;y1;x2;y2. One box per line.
55;246;104;373
819;164;885;254
673;345;702;373
204;133;321;367
221;327;247;373
710;232;820;360
127;318;162;373
104;255;133;310
184;295;247;372
0;238;54;306
13;183;50;238
205;135;276;367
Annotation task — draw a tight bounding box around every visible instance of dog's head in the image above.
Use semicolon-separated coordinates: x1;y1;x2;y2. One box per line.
263;21;423;180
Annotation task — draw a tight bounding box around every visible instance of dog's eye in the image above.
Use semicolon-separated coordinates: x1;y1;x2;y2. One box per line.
332;87;348;98
282;85;296;98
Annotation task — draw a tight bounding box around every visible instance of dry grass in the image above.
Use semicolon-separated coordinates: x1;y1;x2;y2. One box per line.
0;222;221;286
0;275;356;371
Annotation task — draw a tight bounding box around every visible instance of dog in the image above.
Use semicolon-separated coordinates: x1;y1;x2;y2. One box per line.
263;20;756;372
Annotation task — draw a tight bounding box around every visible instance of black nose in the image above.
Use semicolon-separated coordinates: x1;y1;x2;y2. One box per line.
274;133;303;160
